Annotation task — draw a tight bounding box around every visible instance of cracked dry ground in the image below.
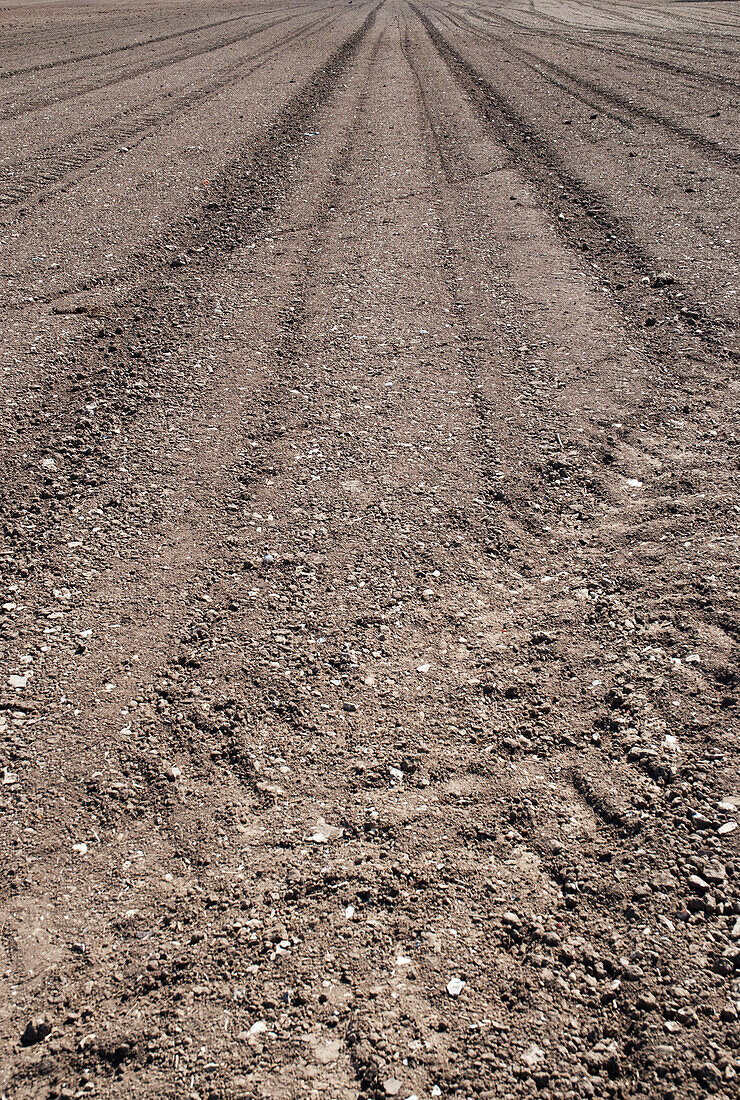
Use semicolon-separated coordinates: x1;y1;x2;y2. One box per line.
0;0;739;1098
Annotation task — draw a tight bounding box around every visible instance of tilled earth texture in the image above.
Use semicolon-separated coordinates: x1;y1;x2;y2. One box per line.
0;0;739;1098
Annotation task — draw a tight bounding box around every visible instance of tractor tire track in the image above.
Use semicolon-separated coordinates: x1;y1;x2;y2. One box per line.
444;0;740;92
436;2;740;164
0;4;380;585
411;3;738;363
0;12;337;212
0;2;327;81
0;9;315;122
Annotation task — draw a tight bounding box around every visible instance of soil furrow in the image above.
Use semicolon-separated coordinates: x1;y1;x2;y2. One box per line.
0;3;321;80
460;1;740;90
441;5;740;164
411;3;739;362
0;5;380;578
0;12;337;212
0;9;311;122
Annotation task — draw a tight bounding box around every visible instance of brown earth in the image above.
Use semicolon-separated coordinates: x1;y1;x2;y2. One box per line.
0;1;739;1097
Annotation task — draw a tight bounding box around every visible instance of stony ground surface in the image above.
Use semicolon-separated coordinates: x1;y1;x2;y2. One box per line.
0;1;739;1098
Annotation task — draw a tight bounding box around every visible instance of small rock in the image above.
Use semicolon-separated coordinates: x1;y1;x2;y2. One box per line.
718;821;737;836
307;819;344;843
693;1062;722;1089
447;976;465;997
255;781;285;798
314;1039;341;1064
384;1080;402;1096
522;1044;545;1068
21;1016;51;1046
650;874;676;893
649;271;675;288
701;861;726;885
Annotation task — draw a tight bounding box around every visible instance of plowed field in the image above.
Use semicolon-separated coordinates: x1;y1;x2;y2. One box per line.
1;2;739;1098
